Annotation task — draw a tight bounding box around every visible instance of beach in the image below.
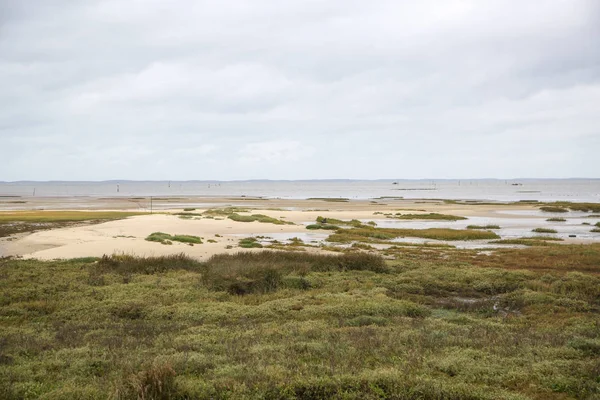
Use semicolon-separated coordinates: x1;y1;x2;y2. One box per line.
2;195;599;260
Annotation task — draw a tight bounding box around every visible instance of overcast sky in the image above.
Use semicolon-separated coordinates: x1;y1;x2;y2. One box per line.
1;0;599;181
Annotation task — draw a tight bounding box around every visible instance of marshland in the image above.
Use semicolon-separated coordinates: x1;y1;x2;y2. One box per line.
1;195;600;399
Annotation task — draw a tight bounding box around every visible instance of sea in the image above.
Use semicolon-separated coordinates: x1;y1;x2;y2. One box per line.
1;179;599;202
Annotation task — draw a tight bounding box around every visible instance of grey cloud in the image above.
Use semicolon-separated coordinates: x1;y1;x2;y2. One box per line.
0;0;599;180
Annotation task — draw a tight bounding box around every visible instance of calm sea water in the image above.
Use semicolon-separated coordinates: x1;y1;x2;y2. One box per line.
0;179;599;202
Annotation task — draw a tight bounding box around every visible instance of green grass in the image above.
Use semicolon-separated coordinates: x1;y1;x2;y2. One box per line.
0;211;146;238
532;228;558;234
540;202;600;213
0;210;145;222
328;227;500;242
539;206;569;213
183;208;196;211
316;216;366;228
1;245;599;399
489;237;562;247
467;225;501;229
546;218;566;222
239;237;263;248
306;223;340;230
307;198;350;202
591;228;600;233
393;213;467;221
228;213;293;225
145;232;202;245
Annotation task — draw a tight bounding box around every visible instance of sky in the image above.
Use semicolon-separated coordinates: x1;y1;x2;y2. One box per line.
1;0;599;181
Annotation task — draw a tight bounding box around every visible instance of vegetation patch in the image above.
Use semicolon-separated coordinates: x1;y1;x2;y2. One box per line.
546;217;566;222
467;225;501;229
329;227;499;242
228;213;293;225
316;216;366;228
393;213;467;221
591;228;600;233
539;206;569;213
306;223;340;230
532;228;558;234
307;197;349;202
239;237;263;248
145;232;202;245
540;202;600;213
0;245;599;398
0;211;145;238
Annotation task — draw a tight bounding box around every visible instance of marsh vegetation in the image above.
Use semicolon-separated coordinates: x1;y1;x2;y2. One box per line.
1;244;599;399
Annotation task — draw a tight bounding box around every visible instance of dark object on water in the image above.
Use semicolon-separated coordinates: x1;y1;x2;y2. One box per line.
392;182;398;185
569;235;576;238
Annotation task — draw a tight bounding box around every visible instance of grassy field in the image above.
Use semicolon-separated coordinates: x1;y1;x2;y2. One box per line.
1;243;599;399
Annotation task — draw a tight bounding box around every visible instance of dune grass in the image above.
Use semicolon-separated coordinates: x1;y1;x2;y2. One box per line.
467;224;501;229
145;232;202;245
1;245;599;399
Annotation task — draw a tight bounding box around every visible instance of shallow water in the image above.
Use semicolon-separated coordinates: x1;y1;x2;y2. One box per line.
1;179;599;202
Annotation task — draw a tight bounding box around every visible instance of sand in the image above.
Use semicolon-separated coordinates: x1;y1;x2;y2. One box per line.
1;196;594;259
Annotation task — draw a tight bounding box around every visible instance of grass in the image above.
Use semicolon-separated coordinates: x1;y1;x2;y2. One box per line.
306;223;340;230
393;213;467;221
316;216;366;228
0;210;145;223
489;238;561;247
228;213;293;225
200;207;250;217
0;211;145;238
1;245;599;399
546;218;566;222
532;228;558;234
591;228;600;233
239;237;263;248
307;198;349;202
539;206;569;213
328;227;500;242
145;232;202;245
467;225;501;229
540;202;600;213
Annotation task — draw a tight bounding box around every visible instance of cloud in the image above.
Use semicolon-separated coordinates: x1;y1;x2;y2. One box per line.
239;140;315;164
0;0;599;180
